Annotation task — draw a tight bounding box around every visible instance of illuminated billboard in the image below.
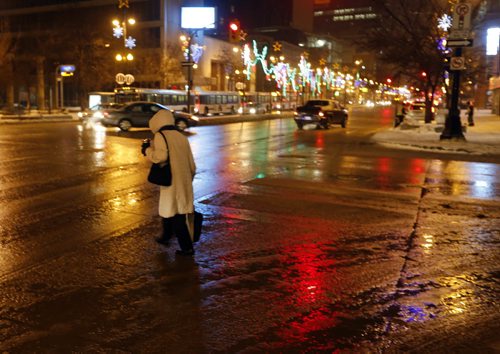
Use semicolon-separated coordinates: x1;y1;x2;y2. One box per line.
181;7;216;29
487;28;500;55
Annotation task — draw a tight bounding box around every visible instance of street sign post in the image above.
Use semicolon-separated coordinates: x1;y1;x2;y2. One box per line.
441;2;471;140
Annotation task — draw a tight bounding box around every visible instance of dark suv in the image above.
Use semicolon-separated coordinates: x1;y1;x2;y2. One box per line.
294;99;348;129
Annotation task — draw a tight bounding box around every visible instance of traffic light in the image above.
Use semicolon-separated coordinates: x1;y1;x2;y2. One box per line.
229;19;240;43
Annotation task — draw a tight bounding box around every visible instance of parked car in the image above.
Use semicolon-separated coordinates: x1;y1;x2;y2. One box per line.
237;102;268;115
294;99;348;129
405;102;426;119
100;101;199;131
77;102;124;121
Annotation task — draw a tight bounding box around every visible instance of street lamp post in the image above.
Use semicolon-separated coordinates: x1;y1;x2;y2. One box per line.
181;32;196;113
112;0;136;87
187;34;193;114
54;65;64;110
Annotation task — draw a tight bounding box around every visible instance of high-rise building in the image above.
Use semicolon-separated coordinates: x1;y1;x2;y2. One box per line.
0;0;193;109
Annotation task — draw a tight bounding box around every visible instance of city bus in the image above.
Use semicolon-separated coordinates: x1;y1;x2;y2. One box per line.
113;87;240;115
88;87;296;115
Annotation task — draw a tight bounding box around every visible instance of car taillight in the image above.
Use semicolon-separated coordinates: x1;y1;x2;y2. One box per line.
103;112;110;117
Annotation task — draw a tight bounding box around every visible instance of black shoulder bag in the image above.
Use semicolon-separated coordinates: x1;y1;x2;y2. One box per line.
147;131;172;186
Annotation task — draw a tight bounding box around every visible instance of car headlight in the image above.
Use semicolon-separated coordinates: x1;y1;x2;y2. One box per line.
77;112;84;118
249;108;256;114
93;112;104;119
237;107;243;114
318;111;324;117
191;115;199;121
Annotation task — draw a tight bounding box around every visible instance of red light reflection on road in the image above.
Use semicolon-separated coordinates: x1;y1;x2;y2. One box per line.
380;108;394;125
315;132;325;149
376;157;391;189
276;242;340;343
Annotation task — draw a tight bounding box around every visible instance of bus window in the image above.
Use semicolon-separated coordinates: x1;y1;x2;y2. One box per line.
222;95;227;104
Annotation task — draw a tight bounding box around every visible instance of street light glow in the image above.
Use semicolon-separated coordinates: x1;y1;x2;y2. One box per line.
126;53;134;61
112;19;120;26
128;18;136;25
115;53;123;61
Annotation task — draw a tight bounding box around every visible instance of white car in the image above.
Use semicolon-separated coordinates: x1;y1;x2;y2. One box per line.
237;102;268;115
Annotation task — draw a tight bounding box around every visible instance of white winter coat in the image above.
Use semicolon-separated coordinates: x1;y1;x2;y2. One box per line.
145;110;196;219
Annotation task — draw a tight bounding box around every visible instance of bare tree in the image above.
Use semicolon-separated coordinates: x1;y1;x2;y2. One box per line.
0;18;16;111
360;0;451;123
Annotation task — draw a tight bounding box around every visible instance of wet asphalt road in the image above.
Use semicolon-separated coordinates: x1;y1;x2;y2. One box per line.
0;107;499;352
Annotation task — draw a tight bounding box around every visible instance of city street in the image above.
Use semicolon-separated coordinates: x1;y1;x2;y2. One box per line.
0;107;499;352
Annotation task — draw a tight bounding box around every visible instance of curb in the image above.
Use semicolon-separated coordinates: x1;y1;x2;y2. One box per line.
0;115;74;124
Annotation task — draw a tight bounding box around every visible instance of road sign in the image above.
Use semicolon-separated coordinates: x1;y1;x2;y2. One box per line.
447;39;473;47
451;2;472;33
181;61;194;67
450;56;466;71
115;73;134;85
60;64;75;73
449;30;471;39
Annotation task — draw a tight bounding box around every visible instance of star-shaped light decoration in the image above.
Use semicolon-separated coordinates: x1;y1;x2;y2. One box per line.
113;25;124;38
333;63;340;70
273;41;282;52
319;58;326;66
438;14;452;32
118;0;129;9
239;30;247;42
301;51;309;59
125;36;136;49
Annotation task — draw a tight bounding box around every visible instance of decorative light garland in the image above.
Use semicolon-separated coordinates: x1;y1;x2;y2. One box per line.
240;40;405;98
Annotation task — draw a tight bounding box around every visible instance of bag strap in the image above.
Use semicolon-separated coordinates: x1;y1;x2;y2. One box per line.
158;131;170;163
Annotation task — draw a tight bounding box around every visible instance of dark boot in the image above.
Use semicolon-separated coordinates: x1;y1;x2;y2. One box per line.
173;214;194;255
156;217;174;246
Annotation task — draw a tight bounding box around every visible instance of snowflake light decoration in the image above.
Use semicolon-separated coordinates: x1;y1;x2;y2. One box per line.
113;26;124;38
125;36;136;49
438;14;452;32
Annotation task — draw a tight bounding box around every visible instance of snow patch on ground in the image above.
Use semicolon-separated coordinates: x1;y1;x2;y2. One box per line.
371;110;500;156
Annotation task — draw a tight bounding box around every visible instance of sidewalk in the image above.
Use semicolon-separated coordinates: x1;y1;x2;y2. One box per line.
0;111;74;123
371;109;500;156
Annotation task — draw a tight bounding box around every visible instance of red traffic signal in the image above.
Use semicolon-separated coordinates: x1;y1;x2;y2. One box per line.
229;21;239;32
229;19;240;42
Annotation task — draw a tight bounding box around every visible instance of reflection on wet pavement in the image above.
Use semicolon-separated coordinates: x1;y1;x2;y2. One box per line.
0;118;499;351
425;160;500;199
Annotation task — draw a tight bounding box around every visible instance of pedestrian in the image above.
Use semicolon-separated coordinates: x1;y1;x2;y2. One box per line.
467;101;475;126
141;109;197;256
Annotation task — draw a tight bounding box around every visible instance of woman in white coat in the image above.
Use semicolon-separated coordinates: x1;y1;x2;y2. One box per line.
142;109;197;256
